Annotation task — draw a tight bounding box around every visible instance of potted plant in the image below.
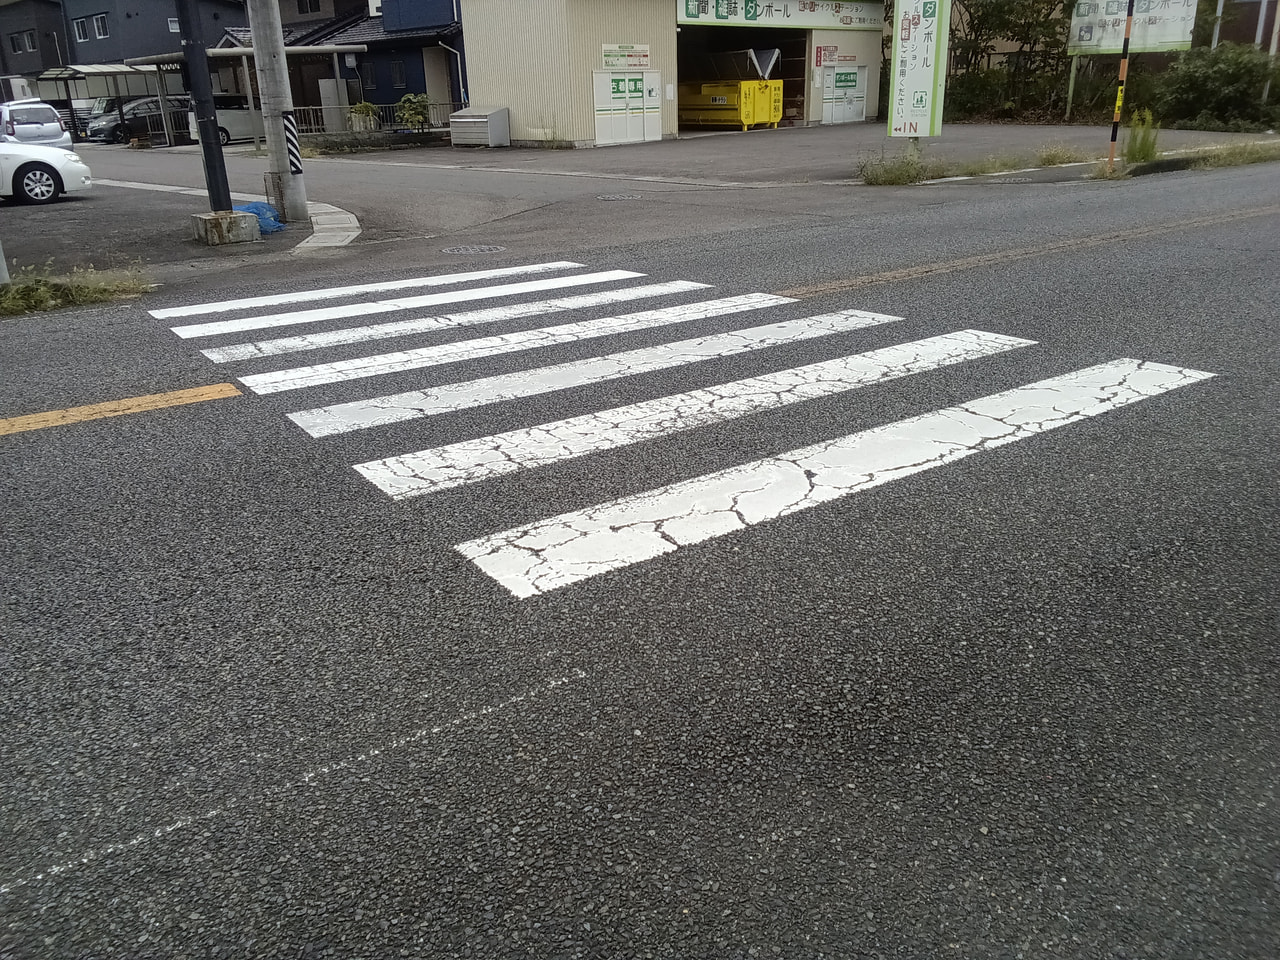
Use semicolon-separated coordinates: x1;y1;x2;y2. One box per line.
348;100;379;132
394;93;433;131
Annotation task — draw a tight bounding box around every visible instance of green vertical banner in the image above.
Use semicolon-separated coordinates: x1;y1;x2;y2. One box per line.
887;0;951;137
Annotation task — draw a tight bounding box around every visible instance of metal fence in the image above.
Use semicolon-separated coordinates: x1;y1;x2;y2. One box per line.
292;101;461;135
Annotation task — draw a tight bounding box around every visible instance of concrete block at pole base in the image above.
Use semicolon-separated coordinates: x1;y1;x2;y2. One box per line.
192;210;262;246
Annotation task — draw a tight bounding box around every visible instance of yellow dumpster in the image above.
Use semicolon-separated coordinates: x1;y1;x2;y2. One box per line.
678;80;782;131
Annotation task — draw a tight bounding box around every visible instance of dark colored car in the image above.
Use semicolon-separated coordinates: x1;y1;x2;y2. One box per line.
85;96;192;144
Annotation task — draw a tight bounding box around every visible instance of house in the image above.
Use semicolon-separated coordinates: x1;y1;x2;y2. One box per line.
0;0;71;74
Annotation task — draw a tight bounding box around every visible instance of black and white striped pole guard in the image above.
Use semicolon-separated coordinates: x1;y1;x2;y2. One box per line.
282;111;303;175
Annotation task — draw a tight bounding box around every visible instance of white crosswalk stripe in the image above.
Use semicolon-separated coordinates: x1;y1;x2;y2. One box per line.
201;281;712;363
354;330;1033;498
456;360;1215;598
150;260;1217;599
169;270;647;339
148;260;586;319
242;293;793;395
287;307;899;436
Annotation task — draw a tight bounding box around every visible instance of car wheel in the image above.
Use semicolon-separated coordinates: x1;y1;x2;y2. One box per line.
218;127;231;145
14;163;62;204
111;125;128;144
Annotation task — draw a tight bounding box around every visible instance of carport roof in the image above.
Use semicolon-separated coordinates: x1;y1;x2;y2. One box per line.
37;63;162;81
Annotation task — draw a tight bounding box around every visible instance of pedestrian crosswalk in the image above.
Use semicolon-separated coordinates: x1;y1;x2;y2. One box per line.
150;259;1215;598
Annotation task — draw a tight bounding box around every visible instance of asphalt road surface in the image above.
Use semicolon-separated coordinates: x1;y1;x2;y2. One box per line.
2;151;1278;959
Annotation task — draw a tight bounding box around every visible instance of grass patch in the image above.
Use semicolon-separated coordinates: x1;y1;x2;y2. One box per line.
1187;140;1280;169
1123;109;1160;164
952;154;1029;176
0;262;150;316
1037;141;1092;165
857;152;947;185
1089;160;1130;180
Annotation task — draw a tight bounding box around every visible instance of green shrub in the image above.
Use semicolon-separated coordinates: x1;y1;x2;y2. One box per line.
1123;109;1160;163
944;68;1012;120
394;93;433;130
1155;43;1280;127
858;152;946;185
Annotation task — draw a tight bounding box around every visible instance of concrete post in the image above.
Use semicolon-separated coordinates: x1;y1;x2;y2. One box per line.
246;0;309;223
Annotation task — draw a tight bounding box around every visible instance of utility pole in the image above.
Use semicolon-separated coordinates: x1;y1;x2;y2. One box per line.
246;0;309;223
174;0;232;211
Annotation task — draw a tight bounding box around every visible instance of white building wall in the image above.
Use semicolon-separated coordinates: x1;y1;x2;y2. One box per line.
564;0;677;142
806;28;882;125
460;0;574;143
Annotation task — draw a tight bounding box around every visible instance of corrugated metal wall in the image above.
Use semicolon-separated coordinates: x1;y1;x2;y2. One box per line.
564;0;678;142
461;0;676;145
460;0;575;143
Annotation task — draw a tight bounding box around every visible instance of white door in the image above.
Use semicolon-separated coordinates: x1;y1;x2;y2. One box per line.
821;66;867;124
594;71;662;146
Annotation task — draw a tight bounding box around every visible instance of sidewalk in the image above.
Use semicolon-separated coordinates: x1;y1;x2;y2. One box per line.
315;122;1275;186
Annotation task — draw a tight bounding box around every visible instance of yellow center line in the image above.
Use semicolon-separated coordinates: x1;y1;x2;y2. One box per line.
775;205;1280;298
0;383;242;437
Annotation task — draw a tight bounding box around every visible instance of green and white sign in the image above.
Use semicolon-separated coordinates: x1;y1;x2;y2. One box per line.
887;0;950;137
603;43;651;69
679;0;884;31
1067;0;1195;55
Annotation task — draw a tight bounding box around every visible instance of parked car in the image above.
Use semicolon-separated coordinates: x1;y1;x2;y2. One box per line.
187;96;265;145
0;141;91;203
86;96;192;144
0;100;72;150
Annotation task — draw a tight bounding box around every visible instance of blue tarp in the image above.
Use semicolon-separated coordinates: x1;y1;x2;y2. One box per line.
234;202;286;234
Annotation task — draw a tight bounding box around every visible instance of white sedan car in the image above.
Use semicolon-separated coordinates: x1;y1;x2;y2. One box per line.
0;141;92;204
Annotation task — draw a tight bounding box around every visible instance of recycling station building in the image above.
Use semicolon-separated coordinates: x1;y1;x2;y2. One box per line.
459;0;886;147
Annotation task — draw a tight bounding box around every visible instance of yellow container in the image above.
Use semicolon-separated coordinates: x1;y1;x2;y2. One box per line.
677;80;781;131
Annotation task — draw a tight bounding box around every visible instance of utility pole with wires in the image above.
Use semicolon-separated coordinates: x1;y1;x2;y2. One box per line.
245;0;309;223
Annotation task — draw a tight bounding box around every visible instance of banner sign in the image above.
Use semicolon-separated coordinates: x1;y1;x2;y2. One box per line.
887;0;950;137
1067;0;1196;54
678;0;884;32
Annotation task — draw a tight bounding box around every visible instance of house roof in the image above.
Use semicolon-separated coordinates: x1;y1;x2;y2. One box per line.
307;15;458;47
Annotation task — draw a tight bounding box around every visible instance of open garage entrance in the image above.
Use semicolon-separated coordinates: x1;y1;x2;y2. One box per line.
676;24;807;131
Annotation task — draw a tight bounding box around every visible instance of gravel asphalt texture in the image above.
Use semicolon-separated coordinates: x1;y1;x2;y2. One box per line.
1;127;1278;958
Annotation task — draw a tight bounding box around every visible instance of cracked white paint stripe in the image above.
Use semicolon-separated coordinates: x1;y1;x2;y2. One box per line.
149;261;585;319
246;293;793;396
456;359;1215;598
289;307;900;436
201;281;711;363
357;330;1033;499
170;270;646;339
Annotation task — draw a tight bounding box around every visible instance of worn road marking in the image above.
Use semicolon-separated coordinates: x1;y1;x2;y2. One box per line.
0;383;242;437
776;206;1280;298
247;293;791;396
169;270;646;339
201;281;711;363
0;669;586;894
288;307;898;437
357;330;1032;499
149;261;586;319
457;359;1214;598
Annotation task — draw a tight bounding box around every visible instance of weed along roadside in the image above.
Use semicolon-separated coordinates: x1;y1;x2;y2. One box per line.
0;263;150;317
856;134;1280;186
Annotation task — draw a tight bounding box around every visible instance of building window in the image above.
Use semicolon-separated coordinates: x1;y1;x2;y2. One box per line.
390;60;406;88
73;18;89;42
8;35;20;55
360;62;375;89
297;0;321;14
22;29;36;51
168;18;180;32
92;14;109;38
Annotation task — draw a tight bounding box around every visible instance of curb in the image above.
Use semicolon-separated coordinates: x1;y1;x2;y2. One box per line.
92;178;362;253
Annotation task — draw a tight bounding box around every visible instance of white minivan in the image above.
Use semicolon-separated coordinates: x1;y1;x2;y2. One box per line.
187;96;265;145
